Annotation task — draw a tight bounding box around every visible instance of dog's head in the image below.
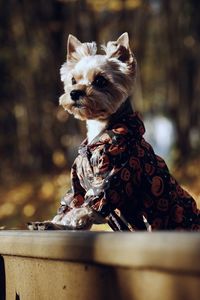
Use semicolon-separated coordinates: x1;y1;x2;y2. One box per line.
59;33;137;121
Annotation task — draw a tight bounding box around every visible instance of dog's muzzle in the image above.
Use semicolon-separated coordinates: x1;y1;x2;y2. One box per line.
70;89;86;101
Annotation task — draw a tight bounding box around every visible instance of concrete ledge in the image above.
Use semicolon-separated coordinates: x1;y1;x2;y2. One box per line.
0;231;199;272
0;231;199;300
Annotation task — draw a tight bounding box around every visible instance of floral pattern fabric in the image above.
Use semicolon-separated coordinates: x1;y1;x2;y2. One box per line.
58;101;200;231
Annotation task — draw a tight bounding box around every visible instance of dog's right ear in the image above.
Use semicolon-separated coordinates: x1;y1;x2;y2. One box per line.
66;34;97;62
67;34;82;60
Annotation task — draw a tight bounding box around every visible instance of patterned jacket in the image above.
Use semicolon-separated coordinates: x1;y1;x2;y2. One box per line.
58;101;200;231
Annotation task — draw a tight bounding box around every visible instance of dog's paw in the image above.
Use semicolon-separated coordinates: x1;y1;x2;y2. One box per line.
60;207;94;230
27;221;60;231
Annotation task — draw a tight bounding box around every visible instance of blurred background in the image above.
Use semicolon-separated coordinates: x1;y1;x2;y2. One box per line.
0;0;199;229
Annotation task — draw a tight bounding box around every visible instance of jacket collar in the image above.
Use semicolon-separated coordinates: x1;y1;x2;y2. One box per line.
78;98;145;155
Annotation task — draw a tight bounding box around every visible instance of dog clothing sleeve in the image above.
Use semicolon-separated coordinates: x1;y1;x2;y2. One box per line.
58;159;86;214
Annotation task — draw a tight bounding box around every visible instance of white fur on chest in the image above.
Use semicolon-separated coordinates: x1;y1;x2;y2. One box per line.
86;120;107;143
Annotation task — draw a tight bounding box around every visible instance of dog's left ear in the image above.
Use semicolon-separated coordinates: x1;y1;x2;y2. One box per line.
104;32;136;76
103;32;135;65
116;32;130;49
105;32;133;64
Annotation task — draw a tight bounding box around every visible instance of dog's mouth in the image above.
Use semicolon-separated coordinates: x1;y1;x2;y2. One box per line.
72;102;87;109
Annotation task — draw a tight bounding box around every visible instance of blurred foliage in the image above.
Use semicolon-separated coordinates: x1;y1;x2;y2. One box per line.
87;0;142;11
0;162;199;229
0;0;200;228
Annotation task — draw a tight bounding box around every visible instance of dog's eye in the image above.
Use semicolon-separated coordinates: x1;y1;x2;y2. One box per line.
72;77;76;85
92;75;108;88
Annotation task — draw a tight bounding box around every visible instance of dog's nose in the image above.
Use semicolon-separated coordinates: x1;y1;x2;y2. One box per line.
70;90;86;101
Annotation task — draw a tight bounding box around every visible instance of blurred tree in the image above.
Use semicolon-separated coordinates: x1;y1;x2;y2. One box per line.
163;0;200;161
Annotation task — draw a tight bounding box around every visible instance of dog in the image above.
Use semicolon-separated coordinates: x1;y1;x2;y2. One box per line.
28;33;200;231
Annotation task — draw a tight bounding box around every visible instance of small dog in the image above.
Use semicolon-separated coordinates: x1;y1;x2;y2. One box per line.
28;33;200;231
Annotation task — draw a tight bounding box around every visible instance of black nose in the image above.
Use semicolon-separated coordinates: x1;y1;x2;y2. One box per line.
70;90;86;101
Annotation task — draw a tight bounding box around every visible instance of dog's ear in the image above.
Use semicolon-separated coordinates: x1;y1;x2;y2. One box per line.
116;32;130;49
67;34;97;62
67;34;82;60
104;32;133;63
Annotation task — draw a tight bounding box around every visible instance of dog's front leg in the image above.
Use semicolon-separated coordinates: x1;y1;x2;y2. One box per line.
27;206;104;231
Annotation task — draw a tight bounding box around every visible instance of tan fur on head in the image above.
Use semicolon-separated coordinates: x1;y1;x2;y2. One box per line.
103;32;136;77
59;33;137;123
